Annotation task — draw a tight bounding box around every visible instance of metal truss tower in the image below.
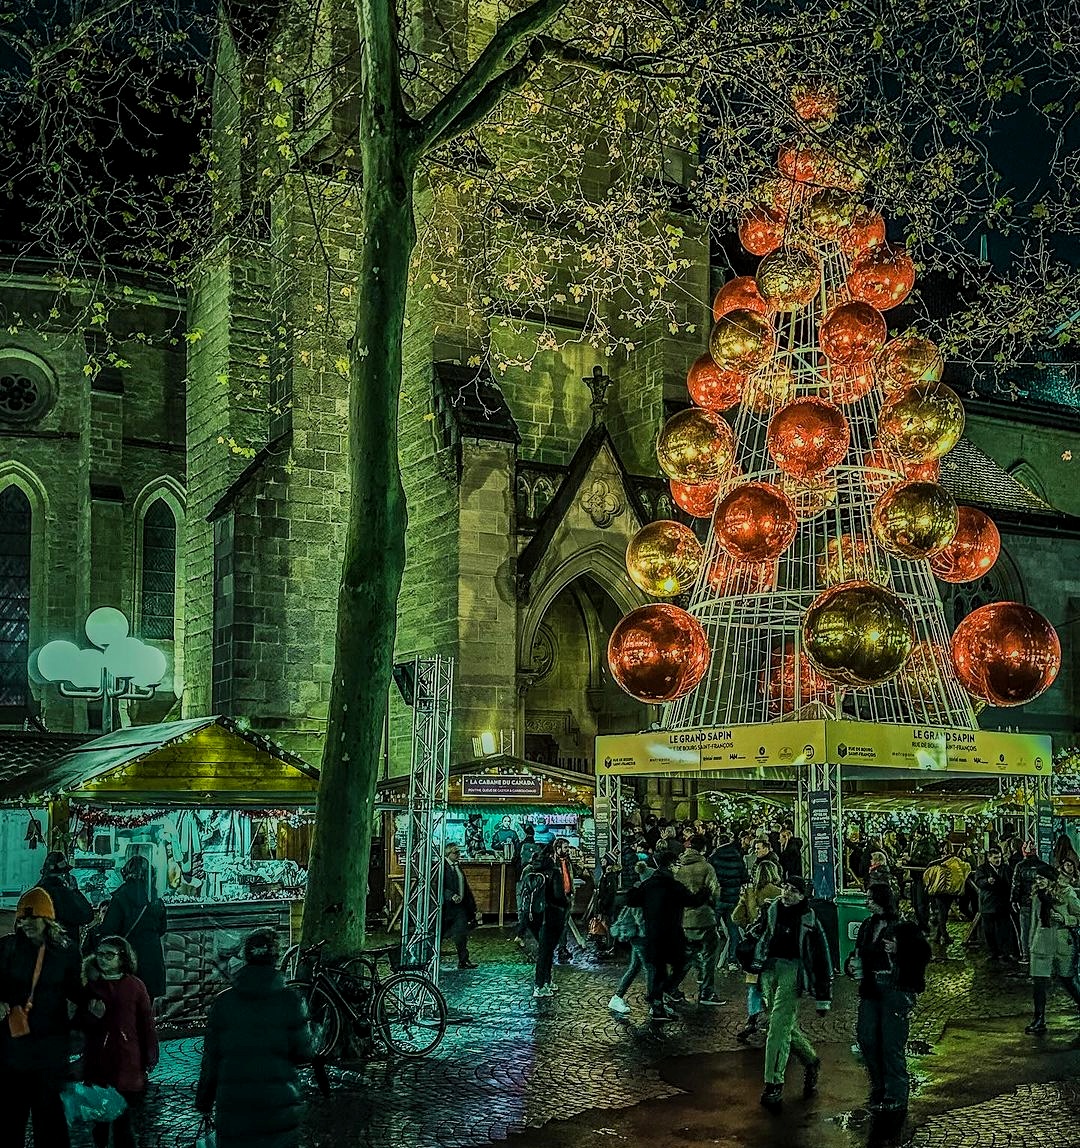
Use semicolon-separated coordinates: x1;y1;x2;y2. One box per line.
400;655;454;978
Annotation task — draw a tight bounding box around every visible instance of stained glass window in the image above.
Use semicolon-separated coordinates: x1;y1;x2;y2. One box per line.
0;486;31;707
141;500;176;640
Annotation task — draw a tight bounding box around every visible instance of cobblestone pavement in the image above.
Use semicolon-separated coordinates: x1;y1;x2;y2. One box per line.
59;927;1080;1148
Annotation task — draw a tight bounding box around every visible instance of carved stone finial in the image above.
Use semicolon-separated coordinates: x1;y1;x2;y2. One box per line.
584;365;612;427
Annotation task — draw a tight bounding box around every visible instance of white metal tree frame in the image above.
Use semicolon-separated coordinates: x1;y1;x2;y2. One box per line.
400;655;454;977
665;245;978;733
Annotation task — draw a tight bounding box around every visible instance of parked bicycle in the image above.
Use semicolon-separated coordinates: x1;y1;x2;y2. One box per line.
286;940;447;1059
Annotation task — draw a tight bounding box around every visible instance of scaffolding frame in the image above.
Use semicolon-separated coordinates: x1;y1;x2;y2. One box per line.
594;773;623;880
400;655;454;978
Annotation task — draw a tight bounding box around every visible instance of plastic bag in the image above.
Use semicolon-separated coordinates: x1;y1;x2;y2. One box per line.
61;1082;127;1125
195;1115;218;1148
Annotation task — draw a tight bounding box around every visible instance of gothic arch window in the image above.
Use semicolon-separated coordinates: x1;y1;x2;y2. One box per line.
0;485;31;707
1007;460;1048;502
139;500;177;640
940;542;1025;631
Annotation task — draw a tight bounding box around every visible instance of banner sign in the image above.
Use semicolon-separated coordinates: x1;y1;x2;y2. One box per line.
596;722;1052;777
461;773;543;799
1037;799;1055;863
808;789;837;901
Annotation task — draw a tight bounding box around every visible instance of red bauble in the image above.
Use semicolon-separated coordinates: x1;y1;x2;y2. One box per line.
607;604;711;703
738;207;785;256
706;557;776;596
714;482;798;563
686;353;742;412
848;246;916;310
712;276;768;322
929;506;1001;583
670;478;721;519
951;602;1061;708
819;301;887;365
766;397;850;480
762;641;835;716
838;209;887;254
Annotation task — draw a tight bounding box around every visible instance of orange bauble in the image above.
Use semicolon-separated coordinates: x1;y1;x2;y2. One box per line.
792;84;839;127
848;246;916;310
712;276;768;322
687;353;742;412
766;397;850;479
607;604;711;703
929;506;1001;583
819;301;887;365
714;482;798;563
706;557;776;596
738;207;785;256
838;209;886;254
670;478;721;519
863;443;906;499
778;141;830;184
906;457;941;483
763;641;835;717
826;365;875;405
950;602;1061;708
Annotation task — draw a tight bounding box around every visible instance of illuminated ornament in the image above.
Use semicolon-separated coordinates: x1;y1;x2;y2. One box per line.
802;582;915;688
902;639;950;699
709;308;775;374
656;407;735;484
863;443;905;500
871;481;958;559
669;479;721;519
805;188;858;241
929;506;1001;583
687;353;741;412
819;301;887;365
780;472;838;521
817;533;890;588
607;604;711;703
838;209;886;254
826;365;874;405
950;602;1061;708
712;276;768;321
714;482;798;563
879;335;945;394
792;84;839;127
878;381;965;462
625;520;704;598
766;397;850;479
706;557;776;596
738;207;785;256
778;142;830;185
756;248;821;312
742;366;795;412
763;641;835;717
906;457;940;483
848;246;916;310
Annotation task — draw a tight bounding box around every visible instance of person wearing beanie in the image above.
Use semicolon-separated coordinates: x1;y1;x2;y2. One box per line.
37;851;94;950
0;885;87;1147
748;876;833;1111
196;928;313;1148
847;884;932;1118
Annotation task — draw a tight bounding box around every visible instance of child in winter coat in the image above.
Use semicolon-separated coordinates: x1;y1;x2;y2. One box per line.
82;936;159;1148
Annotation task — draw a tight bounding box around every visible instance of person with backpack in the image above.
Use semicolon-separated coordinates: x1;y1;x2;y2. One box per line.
81;935;159;1148
732;860;783;1043
847;884;932;1118
708;827;750;968
923;847;969;948
675;835;723;1004
36;852;94;952
91;856;167;1002
533;840;574;998
747;876;833;1111
515;852;547;954
607;861;652;1016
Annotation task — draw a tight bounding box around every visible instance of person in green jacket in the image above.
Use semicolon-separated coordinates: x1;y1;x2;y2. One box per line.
196;928;313;1148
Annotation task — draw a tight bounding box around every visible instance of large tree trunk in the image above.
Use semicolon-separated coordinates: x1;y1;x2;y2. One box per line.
302;0;418;953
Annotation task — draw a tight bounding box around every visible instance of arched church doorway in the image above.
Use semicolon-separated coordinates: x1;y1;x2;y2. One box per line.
521;575;649;774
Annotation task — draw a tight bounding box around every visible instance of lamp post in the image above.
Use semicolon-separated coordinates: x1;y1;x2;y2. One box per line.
34;607;167;734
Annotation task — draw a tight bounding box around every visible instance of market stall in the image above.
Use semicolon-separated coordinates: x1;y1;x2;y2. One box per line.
0;716;318;1021
377;754;595;926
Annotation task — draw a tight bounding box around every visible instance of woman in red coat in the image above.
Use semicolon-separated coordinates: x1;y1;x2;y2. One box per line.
82;936;159;1148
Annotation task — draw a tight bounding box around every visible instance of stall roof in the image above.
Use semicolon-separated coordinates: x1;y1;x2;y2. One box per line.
0;716;319;806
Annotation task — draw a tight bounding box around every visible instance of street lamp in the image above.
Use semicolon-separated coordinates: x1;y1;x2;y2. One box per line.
33;607;167;734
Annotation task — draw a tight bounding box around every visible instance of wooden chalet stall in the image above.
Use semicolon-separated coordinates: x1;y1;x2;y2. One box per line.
0;716;318;1021
377;755;596;927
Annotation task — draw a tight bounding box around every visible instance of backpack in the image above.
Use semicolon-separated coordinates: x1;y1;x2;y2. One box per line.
518;870;546;919
608;906;645;943
943;856;970;896
922;863;947;895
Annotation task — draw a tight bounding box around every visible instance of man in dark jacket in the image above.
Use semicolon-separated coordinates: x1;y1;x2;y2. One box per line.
848;884;932;1117
905;832;938;933
534;839;575;997
36;852;93;951
441;844;478;970
709;829;749;966
751;877;833;1111
1011;841;1042;962
974;847;1015;960
778;826;804;882
625;849;710;1021
196;928;313;1148
93;855;168;1000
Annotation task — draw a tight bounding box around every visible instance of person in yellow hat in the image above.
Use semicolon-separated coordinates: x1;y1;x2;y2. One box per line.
0;885;91;1147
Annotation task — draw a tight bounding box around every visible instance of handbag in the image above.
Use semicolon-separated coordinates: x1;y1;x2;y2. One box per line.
194;1114;217;1148
7;944;44;1038
587;915;609;938
61;1082;127;1125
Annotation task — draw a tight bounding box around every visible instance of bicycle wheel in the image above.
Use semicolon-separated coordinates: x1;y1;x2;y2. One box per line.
372;972;448;1057
288;980;342;1059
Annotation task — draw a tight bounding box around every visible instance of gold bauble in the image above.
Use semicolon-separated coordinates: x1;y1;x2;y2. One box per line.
879;335;945;394
656;407;736;484
625;520;704;598
805;188;858;240
709;308;776;374
871;481;959;559
817;533;891;588
878;382;965;462
802;581;915;688
756;248;821;312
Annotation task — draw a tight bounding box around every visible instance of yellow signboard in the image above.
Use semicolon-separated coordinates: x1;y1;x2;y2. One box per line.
595;721;1052;777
